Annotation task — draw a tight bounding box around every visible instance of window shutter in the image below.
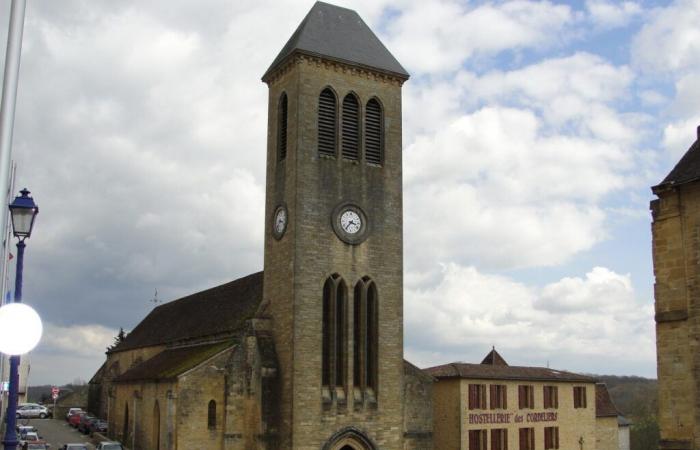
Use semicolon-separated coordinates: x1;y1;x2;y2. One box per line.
342;94;359;160
318;89;337;156
519;429;525;449
490;385;495;410
529;386;534;408
278;93;288;160
503;386;507;409
365;98;382;164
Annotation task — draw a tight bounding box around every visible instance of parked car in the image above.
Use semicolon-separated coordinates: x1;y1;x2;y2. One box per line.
77;415;97;434
89;419;108;434
26;444;50;450
65;408;83;421
68;413;84;428
60;445;89;450
16;403;49;419
95;442;123;450
16;425;37;437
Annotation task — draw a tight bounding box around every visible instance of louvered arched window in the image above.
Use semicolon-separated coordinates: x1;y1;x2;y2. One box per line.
278;93;288;161
342;93;360;160
353;277;378;393
322;274;347;389
365;98;383;165
318;88;337;156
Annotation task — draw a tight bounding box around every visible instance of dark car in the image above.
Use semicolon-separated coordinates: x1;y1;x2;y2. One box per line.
77;414;97;434
89;419;108;434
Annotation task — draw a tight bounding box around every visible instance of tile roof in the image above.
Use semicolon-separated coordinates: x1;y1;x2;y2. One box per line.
424;362;596;383
481;348;508;366
114;341;235;383
112;271;263;352
262;1;409;81
595;383;620;418
653;126;700;193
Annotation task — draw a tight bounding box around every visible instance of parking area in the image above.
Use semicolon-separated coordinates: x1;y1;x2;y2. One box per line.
18;418;96;449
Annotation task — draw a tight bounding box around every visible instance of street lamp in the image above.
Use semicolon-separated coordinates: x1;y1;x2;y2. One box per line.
1;188;39;450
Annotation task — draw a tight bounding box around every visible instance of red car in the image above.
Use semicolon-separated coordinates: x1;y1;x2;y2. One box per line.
69;412;85;428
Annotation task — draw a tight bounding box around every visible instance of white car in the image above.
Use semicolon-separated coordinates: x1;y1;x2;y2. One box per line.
95;442;124;450
66;408;84;420
16;403;49;419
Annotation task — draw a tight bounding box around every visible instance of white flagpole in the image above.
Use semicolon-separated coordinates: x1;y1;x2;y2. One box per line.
0;0;27;273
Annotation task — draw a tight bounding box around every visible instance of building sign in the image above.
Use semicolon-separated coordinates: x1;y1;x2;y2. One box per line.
468;411;557;425
0;381;8;392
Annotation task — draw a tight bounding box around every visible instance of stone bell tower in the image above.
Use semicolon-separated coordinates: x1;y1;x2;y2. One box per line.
259;2;409;449
651;125;700;450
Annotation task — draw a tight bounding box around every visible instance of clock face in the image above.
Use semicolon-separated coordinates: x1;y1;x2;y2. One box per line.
331;202;368;245
340;210;361;234
272;205;287;239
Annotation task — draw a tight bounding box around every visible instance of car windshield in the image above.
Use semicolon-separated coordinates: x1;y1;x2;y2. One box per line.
67;446;88;449
102;445;123;450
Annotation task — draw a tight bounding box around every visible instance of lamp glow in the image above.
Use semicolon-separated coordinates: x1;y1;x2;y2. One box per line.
0;303;42;355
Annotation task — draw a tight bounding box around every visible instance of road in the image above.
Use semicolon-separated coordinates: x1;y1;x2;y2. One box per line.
19;418;95;449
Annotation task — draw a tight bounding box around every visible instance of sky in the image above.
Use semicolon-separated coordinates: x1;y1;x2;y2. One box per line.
0;0;697;385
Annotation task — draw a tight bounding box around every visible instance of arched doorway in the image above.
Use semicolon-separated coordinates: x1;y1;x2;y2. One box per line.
323;427;376;450
153;400;161;450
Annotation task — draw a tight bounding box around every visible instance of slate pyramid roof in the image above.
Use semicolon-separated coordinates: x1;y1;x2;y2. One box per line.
262;1;409;81
653;126;700;193
481;347;508;366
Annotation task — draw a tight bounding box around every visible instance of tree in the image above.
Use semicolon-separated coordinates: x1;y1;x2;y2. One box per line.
106;327;127;351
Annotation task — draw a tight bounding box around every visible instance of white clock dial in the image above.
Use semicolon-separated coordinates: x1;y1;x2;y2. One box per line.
340;210;362;234
275;209;287;234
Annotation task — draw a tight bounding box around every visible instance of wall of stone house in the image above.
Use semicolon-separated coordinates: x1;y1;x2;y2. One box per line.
223;319;279;450
403;362;433;450
618;425;630;450
432;379;461;450
595;416;619;450
111;380;175;450
175;349;231;450
651;183;699;450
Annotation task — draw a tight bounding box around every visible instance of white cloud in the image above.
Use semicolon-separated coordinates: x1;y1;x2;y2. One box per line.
384;0;574;73
632;0;700;73
586;0;641;29
405;264;655;375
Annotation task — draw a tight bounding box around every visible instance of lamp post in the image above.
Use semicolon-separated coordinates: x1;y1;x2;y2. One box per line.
1;188;39;450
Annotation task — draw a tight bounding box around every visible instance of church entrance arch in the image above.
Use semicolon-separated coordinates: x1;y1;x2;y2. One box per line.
322;427;376;450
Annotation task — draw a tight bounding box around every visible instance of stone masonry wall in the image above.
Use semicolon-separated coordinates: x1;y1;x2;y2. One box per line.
403;362;434;450
651;184;698;450
595;416;619;450
263;55;407;449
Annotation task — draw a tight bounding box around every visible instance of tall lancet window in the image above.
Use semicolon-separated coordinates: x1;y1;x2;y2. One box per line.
322;274;347;390
342;93;360;160
318;88;337;157
353;276;378;394
364;98;383;165
278;92;288;161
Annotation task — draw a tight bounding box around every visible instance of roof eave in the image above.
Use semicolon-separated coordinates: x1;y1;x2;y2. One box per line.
262;50;410;84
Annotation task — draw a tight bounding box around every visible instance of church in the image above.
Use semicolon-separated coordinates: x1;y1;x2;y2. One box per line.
88;2;434;449
88;3;630;450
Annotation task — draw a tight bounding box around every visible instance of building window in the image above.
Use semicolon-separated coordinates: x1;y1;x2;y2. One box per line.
364;98;383;165
341;93;360;160
573;386;587;408
469;429;487;450
543;386;558;409
491;428;508;450
278;92;288;161
518;385;534;409
490;384;507;409
518;428;534;450
544;427;559;449
207;400;216;429
469;384;487;410
322;274;347;389
353;277;378;393
318;88;337;156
